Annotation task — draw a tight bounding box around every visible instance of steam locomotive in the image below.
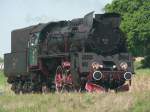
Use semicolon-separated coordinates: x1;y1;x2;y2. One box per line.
4;12;134;93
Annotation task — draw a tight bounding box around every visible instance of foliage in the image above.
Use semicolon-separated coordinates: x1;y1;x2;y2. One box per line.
141;56;150;68
134;61;150;75
0;71;5;86
131;92;150;112
0;57;3;63
104;0;150;67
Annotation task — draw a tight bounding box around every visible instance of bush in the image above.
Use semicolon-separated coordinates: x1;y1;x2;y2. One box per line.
141;56;150;68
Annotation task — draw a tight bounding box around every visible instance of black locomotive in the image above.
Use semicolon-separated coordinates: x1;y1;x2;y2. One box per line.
4;12;134;93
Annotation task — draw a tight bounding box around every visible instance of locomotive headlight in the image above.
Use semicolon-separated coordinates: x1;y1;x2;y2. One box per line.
120;61;128;70
99;64;103;68
113;65;116;69
93;71;103;81
92;62;103;69
31;43;34;46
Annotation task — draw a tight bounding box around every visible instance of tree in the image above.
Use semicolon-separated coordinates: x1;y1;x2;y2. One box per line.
105;0;150;67
0;57;3;63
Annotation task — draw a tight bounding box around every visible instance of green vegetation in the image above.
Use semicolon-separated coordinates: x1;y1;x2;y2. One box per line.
105;0;150;67
0;61;149;112
0;57;3;63
0;92;149;112
131;92;150;112
0;71;6;86
141;56;150;68
134;61;150;76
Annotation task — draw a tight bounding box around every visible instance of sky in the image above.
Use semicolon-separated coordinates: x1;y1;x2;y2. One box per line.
0;0;112;57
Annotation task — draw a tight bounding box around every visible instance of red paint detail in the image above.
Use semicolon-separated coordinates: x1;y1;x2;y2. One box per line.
101;71;125;80
55;73;63;88
62;61;71;68
64;74;73;85
85;82;105;93
116;84;129;92
87;69;125;81
87;71;93;80
55;73;73;90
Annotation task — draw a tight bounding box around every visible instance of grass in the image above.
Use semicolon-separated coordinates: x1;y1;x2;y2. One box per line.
134;61;150;76
0;71;5;85
131;92;150;112
0;93;138;112
0;71;7;91
0;62;149;112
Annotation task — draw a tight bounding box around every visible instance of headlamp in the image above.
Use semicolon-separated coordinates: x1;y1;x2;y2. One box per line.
120;61;128;70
